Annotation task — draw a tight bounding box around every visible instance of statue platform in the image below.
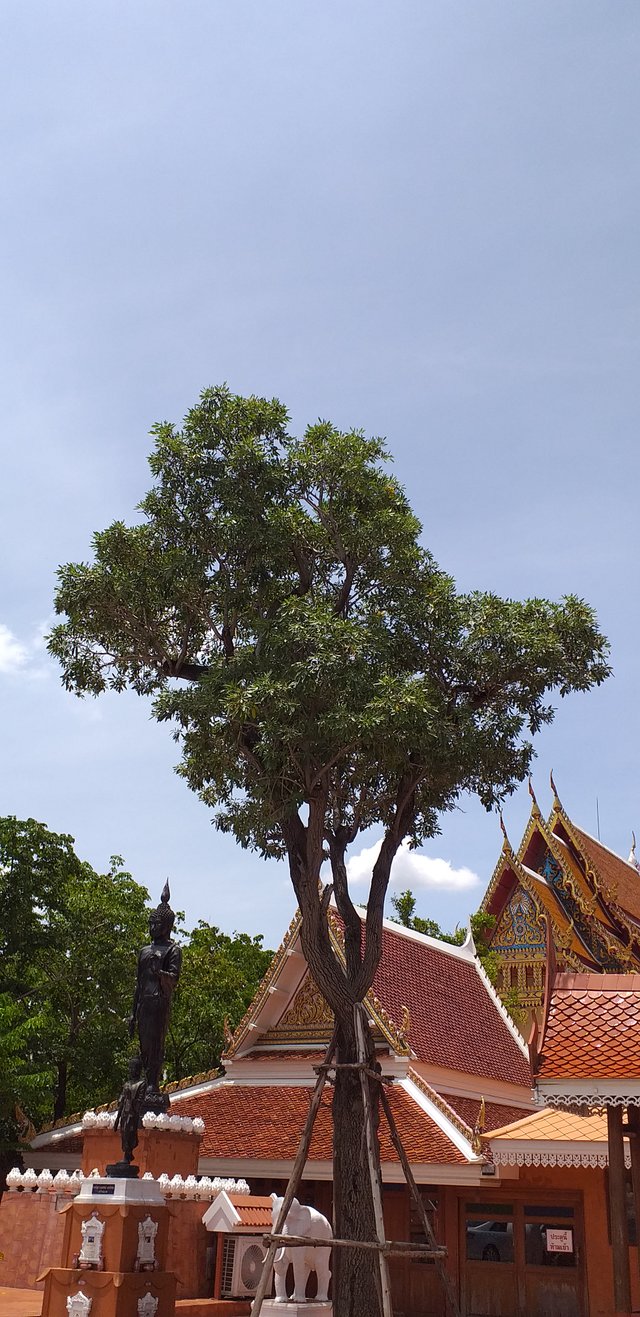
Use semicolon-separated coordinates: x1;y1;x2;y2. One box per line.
40;1268;176;1315
39;1172;175;1317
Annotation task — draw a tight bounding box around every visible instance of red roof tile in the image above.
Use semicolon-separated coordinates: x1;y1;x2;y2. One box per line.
570;826;640;922
537;973;640;1080
370;924;531;1088
38;1132;82;1154
173;1082;467;1165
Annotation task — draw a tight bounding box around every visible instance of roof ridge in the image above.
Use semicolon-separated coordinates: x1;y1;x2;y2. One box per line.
368;908;476;962
472;950;530;1061
570;821;638;871
407;1068;474;1140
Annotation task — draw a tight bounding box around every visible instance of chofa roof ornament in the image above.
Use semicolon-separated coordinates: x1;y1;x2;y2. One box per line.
629;832;640;874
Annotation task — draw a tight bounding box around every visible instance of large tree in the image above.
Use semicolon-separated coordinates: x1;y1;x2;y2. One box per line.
49;386;609;1316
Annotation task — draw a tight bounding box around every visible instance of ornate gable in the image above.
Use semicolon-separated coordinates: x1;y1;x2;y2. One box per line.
265;972;334;1045
491;884;546;1007
482;780;640;1019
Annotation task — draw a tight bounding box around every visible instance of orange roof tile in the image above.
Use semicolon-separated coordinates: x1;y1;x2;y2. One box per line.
228;1194;274;1229
173;1082;467;1165
490;1107;609;1142
369;923;531;1088
537;973;640;1080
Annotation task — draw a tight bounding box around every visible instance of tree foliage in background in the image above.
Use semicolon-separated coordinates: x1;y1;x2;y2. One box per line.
166;923;272;1082
0;819;149;1135
49;385;610;1317
0;815;270;1160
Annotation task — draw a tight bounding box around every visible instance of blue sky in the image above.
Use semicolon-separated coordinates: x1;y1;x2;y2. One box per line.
2;2;639;948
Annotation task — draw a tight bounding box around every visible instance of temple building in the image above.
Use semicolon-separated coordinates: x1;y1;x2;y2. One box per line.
480;777;640;1019
7;791;640;1315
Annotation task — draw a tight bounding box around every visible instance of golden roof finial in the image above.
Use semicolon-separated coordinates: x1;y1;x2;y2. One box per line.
550;769;560;803
472;1097;486;1154
499;812;514;854
528;776;542;817
398;1005;411;1043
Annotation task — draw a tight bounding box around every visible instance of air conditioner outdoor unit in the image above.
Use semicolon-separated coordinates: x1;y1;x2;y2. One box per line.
221;1234;270;1298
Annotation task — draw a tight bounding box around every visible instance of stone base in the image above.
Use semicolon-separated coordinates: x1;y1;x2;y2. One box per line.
76;1177;164;1206
259;1304;331;1316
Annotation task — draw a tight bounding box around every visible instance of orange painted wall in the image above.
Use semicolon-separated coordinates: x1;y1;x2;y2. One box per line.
0;1193;66;1289
82;1127;200;1179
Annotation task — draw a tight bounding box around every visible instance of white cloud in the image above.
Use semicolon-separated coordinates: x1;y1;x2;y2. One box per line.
0;621;52;680
346;837;480;892
0;623;28;673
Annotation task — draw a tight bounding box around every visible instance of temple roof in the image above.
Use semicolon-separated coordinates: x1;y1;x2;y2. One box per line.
367;920;531;1087
571;825;640;922
488;1107;617;1169
440;1094;533;1134
482;783;640;979
174;1079;470;1166
535;973;640;1083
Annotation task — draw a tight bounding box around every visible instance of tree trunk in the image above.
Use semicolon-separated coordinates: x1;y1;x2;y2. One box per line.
283;807;400;1317
331;1013;382;1317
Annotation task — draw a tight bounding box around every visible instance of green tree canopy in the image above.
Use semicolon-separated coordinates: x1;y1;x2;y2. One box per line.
48;385;610;1316
0;814;273;1158
166;923;272;1082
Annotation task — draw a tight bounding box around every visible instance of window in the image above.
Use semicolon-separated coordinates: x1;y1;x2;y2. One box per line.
465;1204;514;1264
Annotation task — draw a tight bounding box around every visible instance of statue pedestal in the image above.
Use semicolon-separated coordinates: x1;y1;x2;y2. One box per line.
260;1305;332;1316
40;1177;176;1317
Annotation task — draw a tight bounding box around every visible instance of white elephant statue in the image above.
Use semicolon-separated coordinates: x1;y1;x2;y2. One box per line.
270;1193;332;1303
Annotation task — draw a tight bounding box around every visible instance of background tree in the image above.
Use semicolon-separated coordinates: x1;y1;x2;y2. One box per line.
30;855;149;1121
0;814;271;1159
49;385;610;1317
0;822;149;1129
166;923;272;1082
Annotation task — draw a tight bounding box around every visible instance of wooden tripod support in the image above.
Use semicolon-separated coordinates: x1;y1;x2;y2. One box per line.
250;1005;462;1317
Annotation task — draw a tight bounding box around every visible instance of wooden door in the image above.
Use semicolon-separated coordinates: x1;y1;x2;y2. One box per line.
520;1201;584;1317
462;1201;518;1317
460;1195;586;1317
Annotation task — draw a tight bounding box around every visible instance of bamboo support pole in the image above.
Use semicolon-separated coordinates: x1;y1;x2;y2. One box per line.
265;1232;446;1258
355;1003;394;1317
250;1027;337;1317
378;1080;463;1317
